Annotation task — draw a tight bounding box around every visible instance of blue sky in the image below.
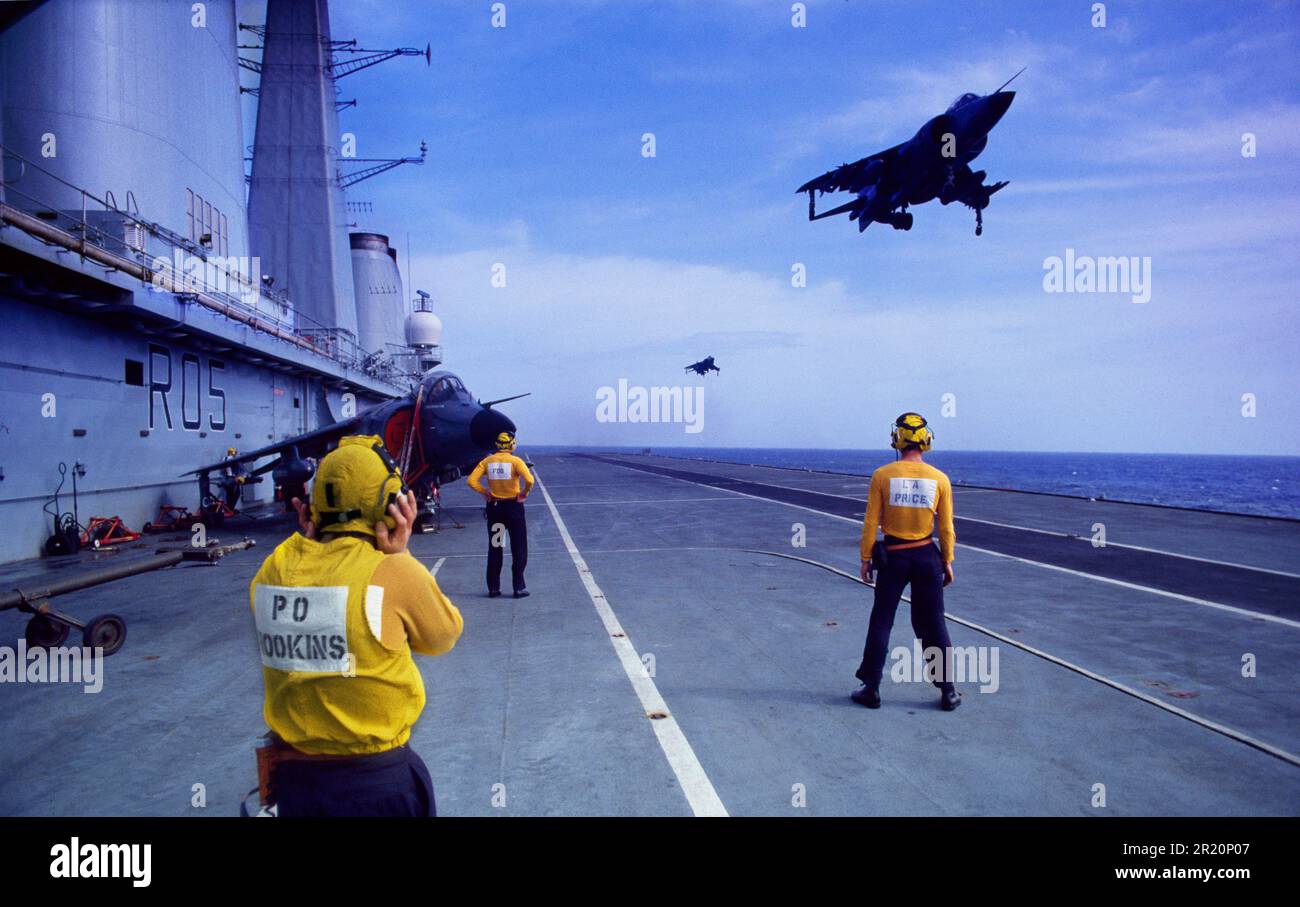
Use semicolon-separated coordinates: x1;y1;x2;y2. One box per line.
250;0;1299;453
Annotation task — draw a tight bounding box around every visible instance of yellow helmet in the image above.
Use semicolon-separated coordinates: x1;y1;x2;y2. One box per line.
310;435;406;536
226;447;238;458
495;430;516;452
890;412;933;451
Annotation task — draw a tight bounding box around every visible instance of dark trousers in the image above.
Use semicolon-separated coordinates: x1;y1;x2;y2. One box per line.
486;498;528;593
275;745;436;817
856;543;954;692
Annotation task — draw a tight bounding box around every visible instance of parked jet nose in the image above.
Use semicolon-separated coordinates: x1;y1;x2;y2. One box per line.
470;407;517;450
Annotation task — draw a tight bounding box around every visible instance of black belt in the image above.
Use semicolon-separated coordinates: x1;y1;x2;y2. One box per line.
885;538;932;552
883;534;934;549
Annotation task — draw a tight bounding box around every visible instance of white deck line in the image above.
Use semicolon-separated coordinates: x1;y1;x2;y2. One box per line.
535;469;729;817
744;548;1300;770
592;458;1300;630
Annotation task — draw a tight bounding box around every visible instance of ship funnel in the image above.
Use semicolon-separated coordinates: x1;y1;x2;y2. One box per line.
350;232;405;355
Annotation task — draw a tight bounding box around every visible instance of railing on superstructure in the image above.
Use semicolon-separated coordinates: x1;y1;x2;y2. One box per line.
0;144;402;390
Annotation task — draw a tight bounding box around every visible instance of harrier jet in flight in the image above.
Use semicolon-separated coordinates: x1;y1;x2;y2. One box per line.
685;356;720;376
798;70;1021;236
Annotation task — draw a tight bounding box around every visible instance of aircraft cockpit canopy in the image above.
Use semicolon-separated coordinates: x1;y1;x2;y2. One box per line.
428;375;466;402
947;92;980;112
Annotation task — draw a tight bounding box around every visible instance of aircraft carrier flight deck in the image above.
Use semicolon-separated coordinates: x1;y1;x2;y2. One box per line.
1;451;1296;817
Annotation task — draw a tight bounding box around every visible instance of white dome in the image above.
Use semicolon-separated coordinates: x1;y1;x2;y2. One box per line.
405;310;443;348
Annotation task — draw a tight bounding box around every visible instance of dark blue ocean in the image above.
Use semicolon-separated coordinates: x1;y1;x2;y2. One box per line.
534;447;1300;519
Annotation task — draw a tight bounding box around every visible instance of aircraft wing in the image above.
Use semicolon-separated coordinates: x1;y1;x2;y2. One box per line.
796;141;905;196
181;414;367;476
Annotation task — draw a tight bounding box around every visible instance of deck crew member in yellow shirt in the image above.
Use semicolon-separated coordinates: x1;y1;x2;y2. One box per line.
248;435;463;816
852;413;960;712
467;430;534;598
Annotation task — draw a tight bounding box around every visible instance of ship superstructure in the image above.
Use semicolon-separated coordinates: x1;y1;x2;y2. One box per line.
0;0;436;563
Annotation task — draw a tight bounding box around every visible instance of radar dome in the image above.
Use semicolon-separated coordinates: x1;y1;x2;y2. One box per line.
405;309;443;348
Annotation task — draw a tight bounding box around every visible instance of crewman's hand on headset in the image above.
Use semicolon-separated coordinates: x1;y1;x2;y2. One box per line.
375;490;418;555
291;497;317;540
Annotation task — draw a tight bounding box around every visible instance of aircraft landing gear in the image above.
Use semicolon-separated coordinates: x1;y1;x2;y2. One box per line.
415;491;441;534
884;211;914;231
414;485;465;534
975;207;984;236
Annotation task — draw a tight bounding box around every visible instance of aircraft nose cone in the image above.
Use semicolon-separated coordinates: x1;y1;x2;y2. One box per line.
470;407;517;451
988;90;1015;121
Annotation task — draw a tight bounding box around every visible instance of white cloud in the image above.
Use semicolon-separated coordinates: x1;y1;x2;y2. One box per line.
406;241;1299;453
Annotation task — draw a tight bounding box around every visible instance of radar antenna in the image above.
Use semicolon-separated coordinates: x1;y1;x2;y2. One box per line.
237;23;431;79
338;141;428;188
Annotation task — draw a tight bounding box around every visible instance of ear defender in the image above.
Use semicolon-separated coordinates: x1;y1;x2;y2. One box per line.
370;441;408;529
890;412;934;451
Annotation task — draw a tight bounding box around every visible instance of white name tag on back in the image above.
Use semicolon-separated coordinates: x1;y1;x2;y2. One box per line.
487;461;513;481
889;477;938;509
253;584;350;673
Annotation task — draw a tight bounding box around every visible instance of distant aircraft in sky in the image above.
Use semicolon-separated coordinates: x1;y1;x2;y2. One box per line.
685;356;720;376
798;69;1022;236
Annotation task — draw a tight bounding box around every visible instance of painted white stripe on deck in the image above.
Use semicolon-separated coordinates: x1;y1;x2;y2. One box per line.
429;557;445;577
596;459;1300;629
955;543;1300;629
535;470;728;817
606;461;1298;579
955;514;1300;579
744;548;1300;769
711;471;1300;580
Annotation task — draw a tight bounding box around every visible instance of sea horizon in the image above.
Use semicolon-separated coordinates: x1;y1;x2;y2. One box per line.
525;446;1300;519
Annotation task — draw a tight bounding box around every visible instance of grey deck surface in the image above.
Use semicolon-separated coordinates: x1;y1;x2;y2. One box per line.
1;452;1297;816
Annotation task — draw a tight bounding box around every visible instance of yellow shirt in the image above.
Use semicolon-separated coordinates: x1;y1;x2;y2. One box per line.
468;452;534;500
249;534;463;755
860;459;956;563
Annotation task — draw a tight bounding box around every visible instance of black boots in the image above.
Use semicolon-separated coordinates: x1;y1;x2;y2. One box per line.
851;685;961;710
850;686;882;709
